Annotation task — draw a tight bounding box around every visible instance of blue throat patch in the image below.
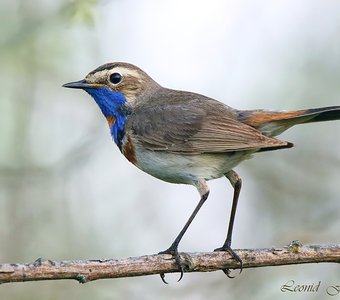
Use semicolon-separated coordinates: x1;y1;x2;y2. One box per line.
84;87;128;149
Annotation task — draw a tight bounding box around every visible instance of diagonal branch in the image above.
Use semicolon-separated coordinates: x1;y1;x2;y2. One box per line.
1;242;339;284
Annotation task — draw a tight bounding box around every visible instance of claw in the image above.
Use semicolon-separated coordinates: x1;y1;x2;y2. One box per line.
177;268;184;282
160;272;168;284
222;268;235;279
158;247;184;283
214;245;243;277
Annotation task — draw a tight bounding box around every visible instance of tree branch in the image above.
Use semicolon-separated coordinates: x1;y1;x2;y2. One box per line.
1;242;339;284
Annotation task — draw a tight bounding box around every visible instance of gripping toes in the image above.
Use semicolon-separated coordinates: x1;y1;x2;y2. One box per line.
214;245;243;278
158;247;185;284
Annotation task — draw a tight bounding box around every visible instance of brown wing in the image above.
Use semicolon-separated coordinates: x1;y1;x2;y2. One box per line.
126;89;291;154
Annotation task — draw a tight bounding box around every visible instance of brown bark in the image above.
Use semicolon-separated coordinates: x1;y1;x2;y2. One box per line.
1;242;339;284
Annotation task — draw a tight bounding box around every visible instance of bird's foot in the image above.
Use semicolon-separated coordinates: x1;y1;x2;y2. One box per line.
158;246;185;284
214;243;243;278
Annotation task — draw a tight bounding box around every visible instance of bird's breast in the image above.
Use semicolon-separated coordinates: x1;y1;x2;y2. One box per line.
121;134;137;164
106;116;116;127
106;114;127;149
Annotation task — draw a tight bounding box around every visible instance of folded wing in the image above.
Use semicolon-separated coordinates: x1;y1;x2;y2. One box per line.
126;90;291;154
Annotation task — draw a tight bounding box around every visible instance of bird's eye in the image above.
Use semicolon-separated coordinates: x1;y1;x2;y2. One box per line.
109;73;122;84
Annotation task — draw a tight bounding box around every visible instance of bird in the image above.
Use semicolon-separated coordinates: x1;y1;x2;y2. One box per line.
63;62;340;282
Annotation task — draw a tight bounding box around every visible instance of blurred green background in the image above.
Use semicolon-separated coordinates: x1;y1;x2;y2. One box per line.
1;0;340;299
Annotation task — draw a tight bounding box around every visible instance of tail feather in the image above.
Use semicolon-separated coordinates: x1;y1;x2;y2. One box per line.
302;106;340;123
238;106;340;137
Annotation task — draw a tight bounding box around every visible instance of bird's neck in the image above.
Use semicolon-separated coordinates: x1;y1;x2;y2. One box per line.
85;87;130;149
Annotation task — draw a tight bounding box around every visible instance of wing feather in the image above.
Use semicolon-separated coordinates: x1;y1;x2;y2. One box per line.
126;89;289;154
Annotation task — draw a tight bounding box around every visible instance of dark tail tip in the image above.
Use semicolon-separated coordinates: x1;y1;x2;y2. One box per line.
304;106;340;123
258;141;294;152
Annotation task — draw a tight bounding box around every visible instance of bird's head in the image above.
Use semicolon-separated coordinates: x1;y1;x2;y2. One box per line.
63;62;160;117
63;62;160;148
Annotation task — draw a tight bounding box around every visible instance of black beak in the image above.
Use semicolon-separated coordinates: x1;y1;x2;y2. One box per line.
62;79;90;89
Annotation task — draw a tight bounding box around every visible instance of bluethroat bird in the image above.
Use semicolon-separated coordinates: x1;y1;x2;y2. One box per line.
63;62;340;282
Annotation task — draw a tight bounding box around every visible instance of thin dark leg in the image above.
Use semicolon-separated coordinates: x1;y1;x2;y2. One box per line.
214;170;243;277
159;190;209;283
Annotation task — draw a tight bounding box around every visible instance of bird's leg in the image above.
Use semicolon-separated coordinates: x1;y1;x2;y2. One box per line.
214;169;243;278
159;179;209;283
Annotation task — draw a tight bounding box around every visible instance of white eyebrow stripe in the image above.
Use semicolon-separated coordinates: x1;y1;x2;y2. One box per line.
86;67;141;83
111;67;140;78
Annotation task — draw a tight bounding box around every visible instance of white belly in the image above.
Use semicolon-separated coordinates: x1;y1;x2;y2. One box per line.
133;147;253;185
